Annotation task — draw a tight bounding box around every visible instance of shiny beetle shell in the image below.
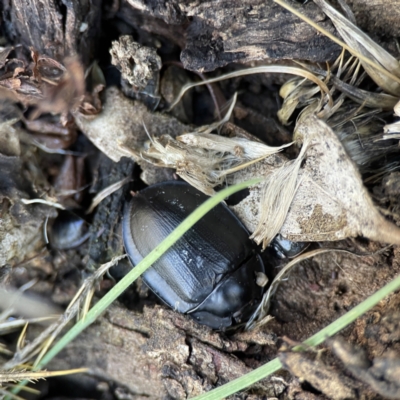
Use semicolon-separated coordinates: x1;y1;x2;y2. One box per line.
50;210;90;250
271;234;309;259
122;181;267;329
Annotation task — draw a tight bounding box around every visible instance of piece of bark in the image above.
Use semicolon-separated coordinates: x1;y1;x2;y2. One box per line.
135;307;284;398
110;36;162;109
1;0;101;66
125;0;186;25
116;0;187;49
122;0;340;72
345;0;400;38
48;304;284;399
332;338;400;399
86;155;134;269
279;352;355;400
111;36;161;91
181;0;341;72
48;305;166;398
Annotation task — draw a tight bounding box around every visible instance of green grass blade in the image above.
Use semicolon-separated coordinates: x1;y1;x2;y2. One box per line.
8;178;261;398
191;272;400;400
37;178;262;368
12;174;400;400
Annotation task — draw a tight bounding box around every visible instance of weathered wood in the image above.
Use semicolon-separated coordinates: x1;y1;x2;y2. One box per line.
122;0;341;72
1;0;101;65
48;304;282;398
346;0;400;37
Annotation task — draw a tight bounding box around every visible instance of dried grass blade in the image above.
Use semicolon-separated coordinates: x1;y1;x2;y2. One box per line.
0;368;87;383
0;317;57;336
139;132;290;195
383;122;400;139
303;64;398;110
313;0;400;96
395;101;400;117
246;248;353;329
86;176;132;214
273;0;400;90
250;140;308;248
3;256;126;370
168;66;332;111
330;77;398;109
195;92;238;134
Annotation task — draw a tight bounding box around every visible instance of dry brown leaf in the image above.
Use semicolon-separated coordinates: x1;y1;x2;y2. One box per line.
31;57;85;118
30;47;67;83
233;115;400;245
74;87;189;185
0;51;90;116
77;61;106;116
78;83;104;116
74;87;188;162
286;115;400;244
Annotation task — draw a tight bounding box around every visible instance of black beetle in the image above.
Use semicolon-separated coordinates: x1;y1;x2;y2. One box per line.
50;210;90;250
123;181;267;329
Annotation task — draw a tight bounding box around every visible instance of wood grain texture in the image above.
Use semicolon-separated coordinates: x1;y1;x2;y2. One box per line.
1;0;101;65
122;0;341;72
346;0;400;37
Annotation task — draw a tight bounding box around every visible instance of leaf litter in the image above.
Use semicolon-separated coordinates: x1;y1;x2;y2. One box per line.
1;0;400;398
73;29;400;342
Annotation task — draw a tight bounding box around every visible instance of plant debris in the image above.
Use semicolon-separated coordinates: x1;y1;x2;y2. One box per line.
1;0;400;398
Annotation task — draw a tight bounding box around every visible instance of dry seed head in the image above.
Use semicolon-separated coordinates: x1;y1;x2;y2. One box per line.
313;0;400;96
279;77;306;99
178;132;291;160
278;82;322;125
137;130;293;195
